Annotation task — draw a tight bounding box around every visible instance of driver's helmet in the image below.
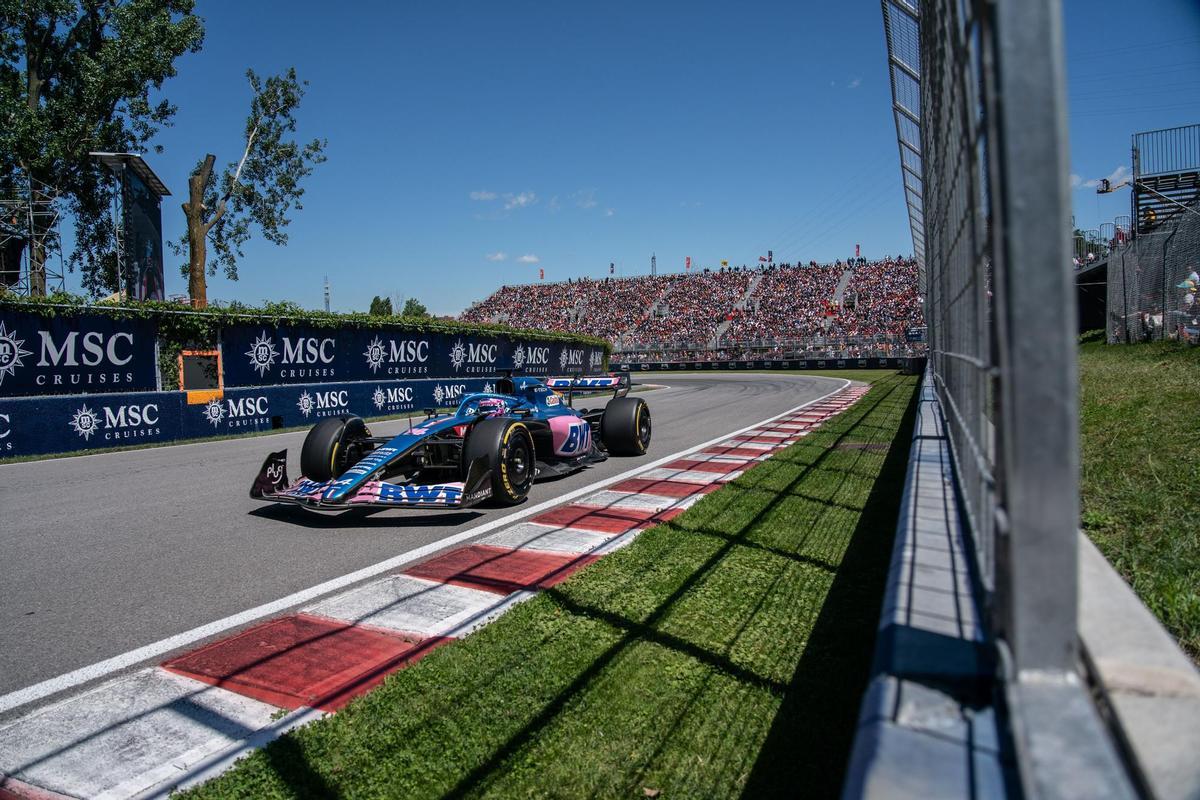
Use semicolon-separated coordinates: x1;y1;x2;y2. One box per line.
477;397;508;418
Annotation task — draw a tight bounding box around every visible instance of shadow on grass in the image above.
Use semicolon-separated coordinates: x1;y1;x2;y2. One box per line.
432;377;917;800
739;377;918;799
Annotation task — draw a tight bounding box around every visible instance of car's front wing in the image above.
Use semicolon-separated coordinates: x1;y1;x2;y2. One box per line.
250;450;493;509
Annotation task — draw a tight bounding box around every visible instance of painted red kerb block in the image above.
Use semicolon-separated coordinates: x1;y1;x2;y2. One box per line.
163;614;445;712
404;544;600;595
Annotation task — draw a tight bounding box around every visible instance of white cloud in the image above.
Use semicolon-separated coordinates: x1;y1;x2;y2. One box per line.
604;208;614;217
548;195;561;212
1083;165;1130;189
517;254;540;264
848;78;862;89
470;190;497;201
571;189;598;209
1070;173;1082;188
503;191;537;210
485;252;507;261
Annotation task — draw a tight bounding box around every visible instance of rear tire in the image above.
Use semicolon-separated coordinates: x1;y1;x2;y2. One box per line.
300;415;370;482
601;397;651;456
463;418;535;504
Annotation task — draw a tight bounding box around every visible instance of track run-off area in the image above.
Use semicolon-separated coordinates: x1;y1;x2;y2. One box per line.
0;374;842;699
0;372;912;799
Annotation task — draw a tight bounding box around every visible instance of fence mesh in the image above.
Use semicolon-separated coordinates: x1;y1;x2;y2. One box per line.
1107;198;1200;344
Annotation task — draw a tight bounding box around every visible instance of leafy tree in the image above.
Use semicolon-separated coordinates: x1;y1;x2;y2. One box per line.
401;297;428;318
0;0;204;296
368;295;393;316
175;67;325;307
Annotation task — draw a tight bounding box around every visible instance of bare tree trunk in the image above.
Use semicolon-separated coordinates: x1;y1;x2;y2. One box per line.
182;154;217;308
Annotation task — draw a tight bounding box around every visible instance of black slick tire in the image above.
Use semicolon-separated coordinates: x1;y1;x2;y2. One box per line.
601;397;651;456
300;415;369;482
464;418;535;505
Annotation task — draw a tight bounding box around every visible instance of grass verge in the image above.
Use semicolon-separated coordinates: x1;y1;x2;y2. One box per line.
1078;332;1200;659
181;373;918;799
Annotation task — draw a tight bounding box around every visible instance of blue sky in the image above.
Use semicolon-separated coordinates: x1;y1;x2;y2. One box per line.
56;0;1200;314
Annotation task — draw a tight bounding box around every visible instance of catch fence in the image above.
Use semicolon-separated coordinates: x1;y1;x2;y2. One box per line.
1106;196;1200;344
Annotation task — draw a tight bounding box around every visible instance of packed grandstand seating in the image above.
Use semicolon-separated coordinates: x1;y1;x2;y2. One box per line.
460;257;924;358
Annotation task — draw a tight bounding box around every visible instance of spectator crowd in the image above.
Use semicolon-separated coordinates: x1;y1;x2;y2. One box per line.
460;257;924;359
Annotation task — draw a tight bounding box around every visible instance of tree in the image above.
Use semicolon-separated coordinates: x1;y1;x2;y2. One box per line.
0;0;204;296
368;295;393;316
401;297;428;318
176;68;325;307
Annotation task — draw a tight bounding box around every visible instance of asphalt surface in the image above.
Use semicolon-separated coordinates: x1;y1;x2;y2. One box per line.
0;373;842;697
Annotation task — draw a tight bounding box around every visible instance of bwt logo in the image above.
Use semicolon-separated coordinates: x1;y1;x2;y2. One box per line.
559;348;584;370
449;339;498;373
70;403;161;442
364;337;430;374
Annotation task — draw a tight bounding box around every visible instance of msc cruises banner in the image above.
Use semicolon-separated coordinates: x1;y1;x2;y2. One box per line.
0;309;158;397
222;324;606;388
0;376;506;458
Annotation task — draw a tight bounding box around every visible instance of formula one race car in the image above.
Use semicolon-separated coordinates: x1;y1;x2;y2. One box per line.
250;373;650;510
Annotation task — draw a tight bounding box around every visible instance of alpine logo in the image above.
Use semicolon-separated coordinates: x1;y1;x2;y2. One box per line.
450;339;499;374
246;331;279;377
0;322;32;387
70;402;161;442
299;389;350;418
364;336;430;375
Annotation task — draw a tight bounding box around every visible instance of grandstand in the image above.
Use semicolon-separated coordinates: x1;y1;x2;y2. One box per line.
460;256;925;359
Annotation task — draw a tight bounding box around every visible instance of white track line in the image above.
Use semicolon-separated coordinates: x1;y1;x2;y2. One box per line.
0;377;850;716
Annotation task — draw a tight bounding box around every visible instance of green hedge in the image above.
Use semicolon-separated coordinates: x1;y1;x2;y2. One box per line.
1;293;610;391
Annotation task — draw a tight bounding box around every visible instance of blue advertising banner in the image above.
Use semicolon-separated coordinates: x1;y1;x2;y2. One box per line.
0;376;501;458
222;324;606;388
0;309;158;397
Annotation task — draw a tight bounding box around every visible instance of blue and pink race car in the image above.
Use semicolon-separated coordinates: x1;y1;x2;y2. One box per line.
250;373;651;509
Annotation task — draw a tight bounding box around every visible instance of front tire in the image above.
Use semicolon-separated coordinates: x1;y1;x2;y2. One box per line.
300;415;370;482
464;418;535;504
601;397;651;456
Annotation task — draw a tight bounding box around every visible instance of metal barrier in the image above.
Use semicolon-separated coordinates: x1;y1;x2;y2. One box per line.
851;0;1158;797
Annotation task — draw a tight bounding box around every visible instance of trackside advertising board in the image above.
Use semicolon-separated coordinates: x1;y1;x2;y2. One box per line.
0;309;158;397
0;377;505;458
223;325;606;388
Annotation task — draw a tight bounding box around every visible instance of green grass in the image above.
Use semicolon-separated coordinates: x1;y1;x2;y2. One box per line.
180;374;919;800
1079;332;1200;659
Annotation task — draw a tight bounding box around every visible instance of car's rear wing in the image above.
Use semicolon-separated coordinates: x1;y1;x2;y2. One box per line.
545;369;631;407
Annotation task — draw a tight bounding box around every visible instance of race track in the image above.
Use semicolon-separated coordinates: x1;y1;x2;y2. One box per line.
0;373;841;699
